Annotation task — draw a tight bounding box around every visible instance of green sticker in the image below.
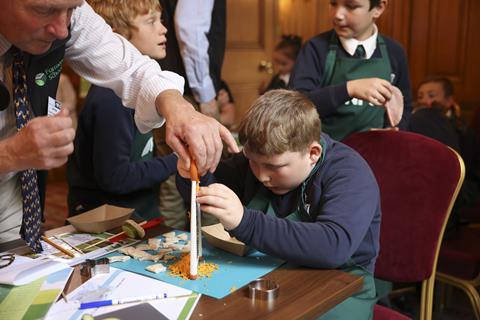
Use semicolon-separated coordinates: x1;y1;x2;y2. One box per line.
35;73;47;86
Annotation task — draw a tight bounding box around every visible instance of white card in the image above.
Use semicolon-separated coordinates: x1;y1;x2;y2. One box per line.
47;96;62;116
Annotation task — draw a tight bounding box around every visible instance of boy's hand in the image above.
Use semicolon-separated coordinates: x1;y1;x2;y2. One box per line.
197;183;244;230
347;78;393;106
177;161;190;179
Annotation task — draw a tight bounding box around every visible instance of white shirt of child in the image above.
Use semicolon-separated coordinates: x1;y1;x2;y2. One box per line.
339;24;379;59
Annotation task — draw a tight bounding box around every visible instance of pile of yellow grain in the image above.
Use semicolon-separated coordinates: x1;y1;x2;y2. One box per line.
168;253;219;280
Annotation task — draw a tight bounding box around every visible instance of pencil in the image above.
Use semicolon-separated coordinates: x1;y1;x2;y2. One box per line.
82;225;140;251
79;293;198;309
41;236;75;258
82;230;126;251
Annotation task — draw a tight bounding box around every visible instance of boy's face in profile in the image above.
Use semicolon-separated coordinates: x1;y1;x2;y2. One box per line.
417;82;453;112
244;144;321;195
329;0;385;41
129;9;167;60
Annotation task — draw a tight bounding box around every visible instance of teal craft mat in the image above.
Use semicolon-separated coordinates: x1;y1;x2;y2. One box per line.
103;231;285;299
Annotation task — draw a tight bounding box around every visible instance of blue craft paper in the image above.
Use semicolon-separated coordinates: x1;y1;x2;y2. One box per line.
103;232;285;299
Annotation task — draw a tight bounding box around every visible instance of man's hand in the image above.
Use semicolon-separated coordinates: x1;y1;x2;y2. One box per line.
156;90;239;174
199;99;220;120
347;78;393;106
2;109;75;172
196;183;244;230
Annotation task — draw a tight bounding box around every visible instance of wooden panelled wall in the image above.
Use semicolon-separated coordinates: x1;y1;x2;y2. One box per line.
276;0;480;120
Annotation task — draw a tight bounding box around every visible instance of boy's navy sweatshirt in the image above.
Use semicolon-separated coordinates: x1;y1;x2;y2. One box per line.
177;134;381;272
67;85;177;213
290;29;412;130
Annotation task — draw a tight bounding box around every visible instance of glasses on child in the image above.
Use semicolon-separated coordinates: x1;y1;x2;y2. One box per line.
0;254;15;269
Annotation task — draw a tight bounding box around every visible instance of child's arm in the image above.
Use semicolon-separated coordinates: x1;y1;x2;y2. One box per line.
90;89;177;195
291;42;394;114
176;152;250;206
228;155;380;269
290;39;351;118
346;78;393;106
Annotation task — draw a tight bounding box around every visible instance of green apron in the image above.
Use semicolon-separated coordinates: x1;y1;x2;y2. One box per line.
128;130;160;220
321;34;392;141
246;139;376;319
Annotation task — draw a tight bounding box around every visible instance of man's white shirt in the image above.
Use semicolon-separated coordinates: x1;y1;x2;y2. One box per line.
0;1;185;242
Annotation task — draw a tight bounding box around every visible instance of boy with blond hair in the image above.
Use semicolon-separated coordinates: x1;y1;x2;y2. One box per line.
177;89;381;319
67;0;177;219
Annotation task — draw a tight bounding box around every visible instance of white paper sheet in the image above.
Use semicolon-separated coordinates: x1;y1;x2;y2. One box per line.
46;267;200;320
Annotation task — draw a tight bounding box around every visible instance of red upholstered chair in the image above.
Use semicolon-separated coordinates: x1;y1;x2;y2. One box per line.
436;226;480;319
343;131;465;320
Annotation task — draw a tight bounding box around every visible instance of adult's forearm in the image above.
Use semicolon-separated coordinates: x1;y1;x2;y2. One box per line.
66;2;185;134
0;137;18;174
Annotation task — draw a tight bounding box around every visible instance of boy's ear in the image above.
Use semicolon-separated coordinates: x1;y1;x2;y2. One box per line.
371;0;388;19
309;142;322;165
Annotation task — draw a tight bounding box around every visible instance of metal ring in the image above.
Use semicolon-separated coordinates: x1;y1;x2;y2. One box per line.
248;279;279;301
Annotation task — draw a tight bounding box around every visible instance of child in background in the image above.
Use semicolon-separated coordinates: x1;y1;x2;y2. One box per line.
416;76;460;119
67;0;177;220
410;77;480;226
290;0;411;141
261;34;302;94
177;89;381;319
410;77;463;150
413;77;475;165
217;80;236;129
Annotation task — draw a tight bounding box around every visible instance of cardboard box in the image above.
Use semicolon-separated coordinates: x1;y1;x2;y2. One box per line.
201;223;249;256
67;205;133;233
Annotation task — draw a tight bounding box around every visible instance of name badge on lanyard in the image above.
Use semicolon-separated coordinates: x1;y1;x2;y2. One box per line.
47;96;61;116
